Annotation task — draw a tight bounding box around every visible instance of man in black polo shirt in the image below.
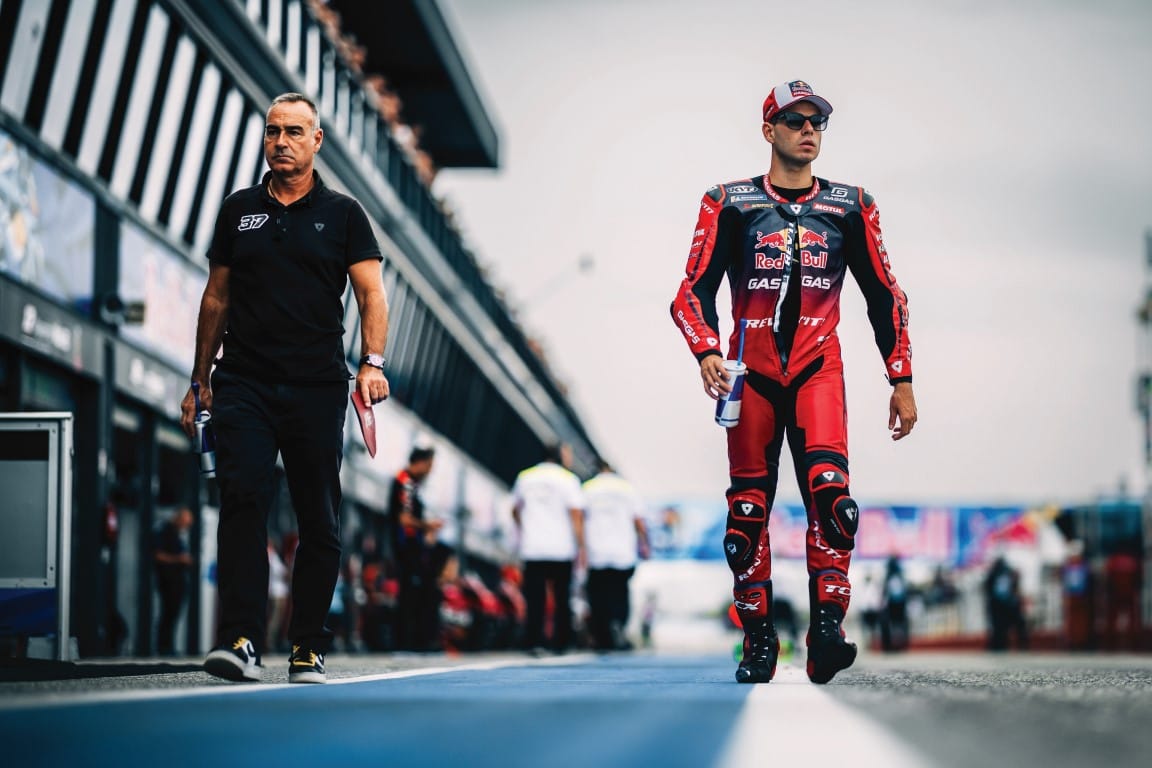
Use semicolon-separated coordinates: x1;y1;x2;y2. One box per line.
181;92;390;684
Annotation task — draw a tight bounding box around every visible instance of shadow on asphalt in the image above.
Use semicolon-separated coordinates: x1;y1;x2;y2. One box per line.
0;658;202;683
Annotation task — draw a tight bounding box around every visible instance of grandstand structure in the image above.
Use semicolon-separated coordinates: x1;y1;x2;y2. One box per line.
0;0;599;656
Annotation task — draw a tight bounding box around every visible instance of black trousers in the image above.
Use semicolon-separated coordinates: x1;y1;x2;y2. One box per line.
586;567;635;649
987;601;1029;650
155;576;186;654
395;542;454;651
523;559;574;651
212;369;347;656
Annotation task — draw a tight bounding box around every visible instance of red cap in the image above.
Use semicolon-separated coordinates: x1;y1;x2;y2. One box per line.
762;80;834;122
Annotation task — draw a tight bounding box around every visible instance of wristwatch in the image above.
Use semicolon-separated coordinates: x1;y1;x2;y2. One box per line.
359;353;386;370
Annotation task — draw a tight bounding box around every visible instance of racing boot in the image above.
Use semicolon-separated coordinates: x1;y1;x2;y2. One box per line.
733;582;778;684
806;603;857;684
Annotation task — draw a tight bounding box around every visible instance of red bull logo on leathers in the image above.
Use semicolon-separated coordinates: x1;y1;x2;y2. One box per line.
798;228;828;249
755;226;829;270
754;229;790;252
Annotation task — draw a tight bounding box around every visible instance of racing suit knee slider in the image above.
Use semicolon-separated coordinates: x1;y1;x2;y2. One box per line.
810;468;858;551
723;495;768;579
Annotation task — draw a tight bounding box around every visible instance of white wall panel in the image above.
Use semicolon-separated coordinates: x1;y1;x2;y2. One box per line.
139;35;195;220
78;0;136;175
1;0;51;119
194;89;244;254
229;110;265;194
41;0;98;149
169;62;221;239
109;5;168;200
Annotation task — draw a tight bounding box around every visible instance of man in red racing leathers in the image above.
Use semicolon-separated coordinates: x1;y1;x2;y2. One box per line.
670;80;918;684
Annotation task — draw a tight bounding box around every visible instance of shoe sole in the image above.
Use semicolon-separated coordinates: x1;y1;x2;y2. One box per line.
204;651;262;682
289;670;326;684
806;643;857;685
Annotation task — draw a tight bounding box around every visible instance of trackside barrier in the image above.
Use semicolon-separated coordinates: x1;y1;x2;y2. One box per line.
0;412;73;660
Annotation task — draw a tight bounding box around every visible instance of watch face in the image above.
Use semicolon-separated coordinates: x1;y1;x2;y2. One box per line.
365;354;384;367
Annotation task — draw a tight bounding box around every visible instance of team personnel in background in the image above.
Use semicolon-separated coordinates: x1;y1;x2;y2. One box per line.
669;79;917;684
880;554;910;652
511;443;585;655
153;507;194;656
984;554;1028;651
181;92;390;684
388;445;446;651
581;460;650;651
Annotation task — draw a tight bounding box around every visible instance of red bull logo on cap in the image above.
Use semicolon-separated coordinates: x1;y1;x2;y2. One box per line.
789;80;814;97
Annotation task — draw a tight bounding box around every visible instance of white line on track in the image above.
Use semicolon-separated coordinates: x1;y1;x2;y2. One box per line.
715;665;933;768
0;655;591;711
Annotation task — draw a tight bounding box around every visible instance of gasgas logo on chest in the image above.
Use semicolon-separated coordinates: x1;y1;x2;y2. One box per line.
747;275;832;290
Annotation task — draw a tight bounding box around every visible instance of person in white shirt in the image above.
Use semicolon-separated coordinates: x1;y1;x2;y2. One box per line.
582;460;650;651
511;443;585;654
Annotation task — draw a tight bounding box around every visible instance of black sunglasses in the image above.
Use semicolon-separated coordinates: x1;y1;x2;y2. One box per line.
771;111;829;131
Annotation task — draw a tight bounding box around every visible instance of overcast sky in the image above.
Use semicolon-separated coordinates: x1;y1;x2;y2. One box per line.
432;0;1152;508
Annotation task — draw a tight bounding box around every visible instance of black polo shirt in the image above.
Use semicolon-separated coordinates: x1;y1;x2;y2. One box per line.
207;171;382;382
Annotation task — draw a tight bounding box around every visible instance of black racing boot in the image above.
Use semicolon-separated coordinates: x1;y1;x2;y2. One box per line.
806;603;857;684
735;616;780;683
733;582;778;684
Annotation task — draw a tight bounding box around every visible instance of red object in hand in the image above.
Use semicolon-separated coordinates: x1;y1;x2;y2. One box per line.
350;390;377;458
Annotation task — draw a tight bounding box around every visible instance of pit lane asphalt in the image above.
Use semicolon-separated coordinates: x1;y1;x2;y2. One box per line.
2;649;1151;768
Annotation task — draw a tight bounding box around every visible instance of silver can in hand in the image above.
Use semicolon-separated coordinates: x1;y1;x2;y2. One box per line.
193;410;217;478
714;360;747;428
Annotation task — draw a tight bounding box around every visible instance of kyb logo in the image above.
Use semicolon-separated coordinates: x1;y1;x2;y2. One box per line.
238;213;270;231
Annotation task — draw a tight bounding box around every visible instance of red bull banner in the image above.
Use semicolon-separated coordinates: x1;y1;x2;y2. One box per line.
677;502;1028;566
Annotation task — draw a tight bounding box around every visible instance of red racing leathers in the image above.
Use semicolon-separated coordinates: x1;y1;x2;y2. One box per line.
670;175;911;626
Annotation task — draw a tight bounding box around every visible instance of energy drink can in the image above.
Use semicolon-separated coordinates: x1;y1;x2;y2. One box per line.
193;410;217;478
714;360;747;428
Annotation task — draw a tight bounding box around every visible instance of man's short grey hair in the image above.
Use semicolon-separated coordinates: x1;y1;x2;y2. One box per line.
268;92;320;131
